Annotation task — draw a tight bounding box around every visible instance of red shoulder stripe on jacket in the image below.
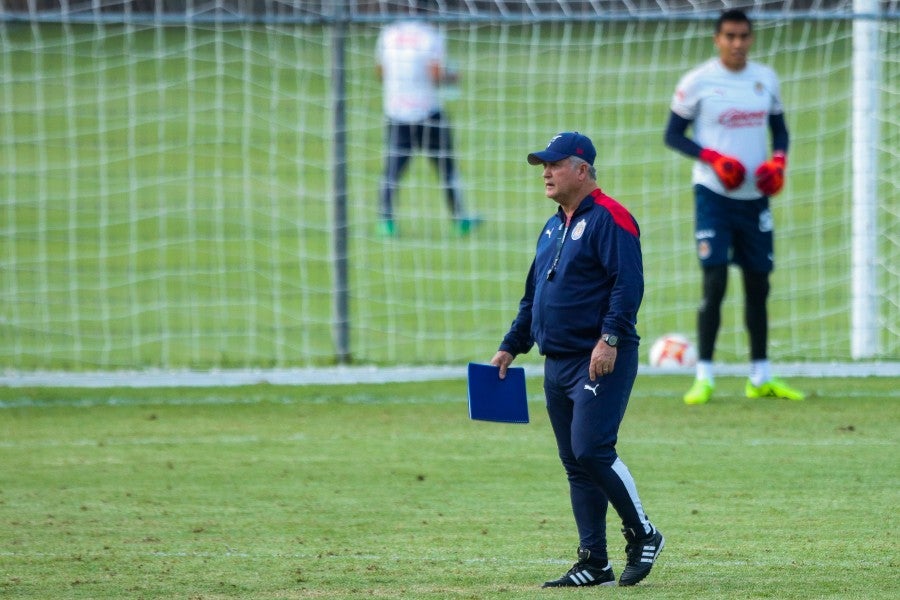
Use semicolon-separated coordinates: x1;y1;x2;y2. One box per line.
591;188;639;237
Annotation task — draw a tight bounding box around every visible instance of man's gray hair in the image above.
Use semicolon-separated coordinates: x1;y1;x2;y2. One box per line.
569;155;596;180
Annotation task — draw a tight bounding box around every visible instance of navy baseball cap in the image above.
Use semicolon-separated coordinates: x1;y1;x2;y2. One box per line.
527;131;596;166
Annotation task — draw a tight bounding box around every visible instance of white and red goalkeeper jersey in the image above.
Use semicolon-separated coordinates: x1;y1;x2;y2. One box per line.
376;19;446;123
671;58;784;199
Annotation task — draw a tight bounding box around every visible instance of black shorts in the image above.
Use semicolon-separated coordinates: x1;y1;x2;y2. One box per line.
386;111;454;158
694;184;774;273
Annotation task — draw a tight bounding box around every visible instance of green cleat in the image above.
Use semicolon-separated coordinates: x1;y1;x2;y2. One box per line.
377;219;397;238
745;378;805;400
683;378;714;405
454;215;482;236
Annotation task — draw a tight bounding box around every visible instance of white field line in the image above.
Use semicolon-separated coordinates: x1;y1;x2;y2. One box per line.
1;387;898;411
0;432;892;449
0;549;834;568
1;361;899;388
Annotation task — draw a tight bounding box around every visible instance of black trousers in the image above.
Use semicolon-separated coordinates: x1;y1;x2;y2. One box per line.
378;111;463;220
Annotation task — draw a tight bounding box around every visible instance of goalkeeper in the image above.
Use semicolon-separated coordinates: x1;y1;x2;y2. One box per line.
663;9;804;405
374;1;476;237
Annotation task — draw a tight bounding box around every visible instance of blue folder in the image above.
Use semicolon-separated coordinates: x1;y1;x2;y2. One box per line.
467;362;529;424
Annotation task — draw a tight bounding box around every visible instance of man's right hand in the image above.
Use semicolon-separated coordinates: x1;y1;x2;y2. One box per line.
700;149;746;190
490;350;514;379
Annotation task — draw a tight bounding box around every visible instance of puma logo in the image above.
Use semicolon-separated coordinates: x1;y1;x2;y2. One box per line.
584;383;599;396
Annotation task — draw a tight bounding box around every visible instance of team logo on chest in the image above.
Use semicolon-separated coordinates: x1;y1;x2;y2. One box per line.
571;218;587;241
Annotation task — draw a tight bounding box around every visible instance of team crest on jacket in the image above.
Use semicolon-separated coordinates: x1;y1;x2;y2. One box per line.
571;218;587;241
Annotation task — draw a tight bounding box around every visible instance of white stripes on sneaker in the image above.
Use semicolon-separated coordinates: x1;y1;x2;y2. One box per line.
640;546;659;563
639;537;664;563
567;565;612;586
568;569;595;585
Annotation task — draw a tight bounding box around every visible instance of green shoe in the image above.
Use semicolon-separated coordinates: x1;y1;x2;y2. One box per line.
745;378;805;401
377;219;396;238
455;215;482;236
683;378;714;405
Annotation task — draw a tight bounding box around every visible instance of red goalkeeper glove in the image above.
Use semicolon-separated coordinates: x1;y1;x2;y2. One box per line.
755;153;786;196
699;149;746;190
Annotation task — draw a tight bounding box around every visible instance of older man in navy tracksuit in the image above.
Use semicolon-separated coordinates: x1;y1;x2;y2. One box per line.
491;132;664;588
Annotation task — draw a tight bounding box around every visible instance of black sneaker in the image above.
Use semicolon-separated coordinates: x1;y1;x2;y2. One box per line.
618;527;665;586
542;547;615;588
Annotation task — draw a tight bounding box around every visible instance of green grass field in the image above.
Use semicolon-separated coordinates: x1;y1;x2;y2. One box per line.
1;376;897;599
2;15;896;599
2;20;897;369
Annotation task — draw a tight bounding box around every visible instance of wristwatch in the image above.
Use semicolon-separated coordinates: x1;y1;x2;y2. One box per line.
601;333;619;347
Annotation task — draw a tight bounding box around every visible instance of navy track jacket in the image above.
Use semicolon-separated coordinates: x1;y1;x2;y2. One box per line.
499;189;644;357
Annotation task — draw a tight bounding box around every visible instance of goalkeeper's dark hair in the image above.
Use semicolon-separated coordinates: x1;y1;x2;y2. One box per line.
716;9;752;33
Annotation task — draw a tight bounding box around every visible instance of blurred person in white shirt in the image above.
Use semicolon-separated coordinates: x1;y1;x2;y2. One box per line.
375;0;476;237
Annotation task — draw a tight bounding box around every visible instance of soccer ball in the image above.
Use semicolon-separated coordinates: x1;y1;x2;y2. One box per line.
648;333;697;368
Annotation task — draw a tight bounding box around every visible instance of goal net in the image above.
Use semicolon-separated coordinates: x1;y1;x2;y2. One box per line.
1;0;897;370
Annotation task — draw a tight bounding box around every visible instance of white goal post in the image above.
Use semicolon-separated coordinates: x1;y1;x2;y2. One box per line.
0;0;897;373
